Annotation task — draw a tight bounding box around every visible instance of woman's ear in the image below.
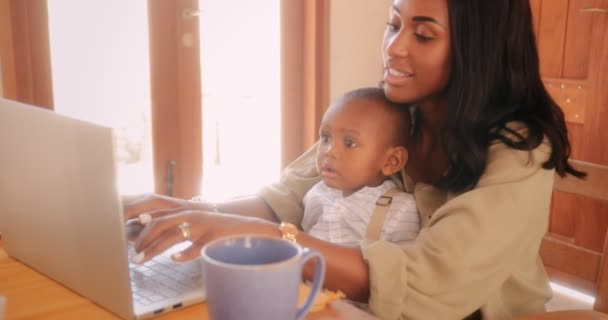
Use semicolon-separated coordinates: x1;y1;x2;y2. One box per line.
381;146;408;176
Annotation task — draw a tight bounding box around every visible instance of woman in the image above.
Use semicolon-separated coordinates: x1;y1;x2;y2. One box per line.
125;0;584;318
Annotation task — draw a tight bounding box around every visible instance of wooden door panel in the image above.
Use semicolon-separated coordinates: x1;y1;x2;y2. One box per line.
543;78;588;124
541;233;600;286
581;1;608;164
549;193;577;239
568;124;585;159
537;0;569;77
547;192;608;282
563;0;601;78
531;0;542;36
535;0;608;308
148;0;203;198
551;192;608;252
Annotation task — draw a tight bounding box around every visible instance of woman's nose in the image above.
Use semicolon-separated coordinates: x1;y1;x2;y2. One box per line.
384;31;409;58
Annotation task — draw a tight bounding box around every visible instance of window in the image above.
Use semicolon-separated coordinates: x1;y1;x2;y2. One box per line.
198;0;281;201
47;0;153;195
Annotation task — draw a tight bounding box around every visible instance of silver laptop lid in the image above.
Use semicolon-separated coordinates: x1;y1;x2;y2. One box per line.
0;98;134;319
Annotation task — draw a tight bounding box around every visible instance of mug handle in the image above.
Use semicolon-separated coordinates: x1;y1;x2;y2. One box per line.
296;248;326;320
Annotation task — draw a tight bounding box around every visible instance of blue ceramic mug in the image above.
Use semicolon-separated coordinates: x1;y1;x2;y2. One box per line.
201;235;325;320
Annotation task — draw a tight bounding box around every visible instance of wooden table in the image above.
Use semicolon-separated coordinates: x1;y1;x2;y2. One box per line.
5;239;606;320
0;240;340;320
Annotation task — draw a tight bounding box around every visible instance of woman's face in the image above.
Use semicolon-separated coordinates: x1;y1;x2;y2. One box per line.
382;0;451;105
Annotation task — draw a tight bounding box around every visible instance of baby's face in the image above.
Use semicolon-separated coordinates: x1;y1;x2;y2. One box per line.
316;98;396;194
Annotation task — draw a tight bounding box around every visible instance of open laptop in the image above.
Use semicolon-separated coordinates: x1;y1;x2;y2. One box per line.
0;98;205;319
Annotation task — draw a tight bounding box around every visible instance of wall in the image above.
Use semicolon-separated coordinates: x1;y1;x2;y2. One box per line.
329;0;391;103
0;0;9;99
0;54;3;97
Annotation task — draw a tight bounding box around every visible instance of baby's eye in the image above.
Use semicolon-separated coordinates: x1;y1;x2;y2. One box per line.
344;138;357;148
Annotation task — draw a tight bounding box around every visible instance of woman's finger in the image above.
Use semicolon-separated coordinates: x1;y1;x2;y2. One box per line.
123;194;185;221
136;207;187;225
171;240;206;262
132;211;197;263
132;225;185;264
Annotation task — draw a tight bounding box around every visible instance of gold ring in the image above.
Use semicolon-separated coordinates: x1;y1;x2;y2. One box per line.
178;221;192;241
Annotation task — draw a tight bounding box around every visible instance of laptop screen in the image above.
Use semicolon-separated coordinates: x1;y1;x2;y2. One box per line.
0;98;134;319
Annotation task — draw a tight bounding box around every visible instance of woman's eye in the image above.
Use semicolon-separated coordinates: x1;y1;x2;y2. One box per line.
320;134;329;143
386;21;399;32
344;139;357;148
415;33;433;42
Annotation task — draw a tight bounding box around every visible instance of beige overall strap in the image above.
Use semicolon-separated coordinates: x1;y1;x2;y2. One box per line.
365;188;400;241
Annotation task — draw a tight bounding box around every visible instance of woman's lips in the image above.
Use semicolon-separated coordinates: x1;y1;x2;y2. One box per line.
384;67;414;86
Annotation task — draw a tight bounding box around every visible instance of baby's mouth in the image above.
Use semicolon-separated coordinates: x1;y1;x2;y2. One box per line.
320;165;339;177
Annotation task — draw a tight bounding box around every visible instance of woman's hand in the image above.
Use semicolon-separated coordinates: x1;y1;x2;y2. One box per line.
130;208;278;264
123;193;189;220
122;193;218;222
123;193;279;224
122;193;283;264
122;194;371;301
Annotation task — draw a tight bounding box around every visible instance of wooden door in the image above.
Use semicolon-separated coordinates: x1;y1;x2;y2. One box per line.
531;0;608;309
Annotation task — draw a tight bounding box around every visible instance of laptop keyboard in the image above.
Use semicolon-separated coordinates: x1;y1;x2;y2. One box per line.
128;244;203;306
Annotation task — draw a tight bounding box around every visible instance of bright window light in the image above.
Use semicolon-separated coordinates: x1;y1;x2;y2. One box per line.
47;1;153;195
198;0;281;202
550;282;595;306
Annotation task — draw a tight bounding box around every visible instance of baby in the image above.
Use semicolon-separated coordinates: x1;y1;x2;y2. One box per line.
301;87;419;246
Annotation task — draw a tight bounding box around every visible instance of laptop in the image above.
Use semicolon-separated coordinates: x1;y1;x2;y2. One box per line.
0;98;206;319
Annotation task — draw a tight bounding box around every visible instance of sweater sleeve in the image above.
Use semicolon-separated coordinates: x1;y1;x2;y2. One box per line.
362;141;554;319
258;143;321;225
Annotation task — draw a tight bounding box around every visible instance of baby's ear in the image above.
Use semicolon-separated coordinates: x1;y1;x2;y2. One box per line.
382;146;408;176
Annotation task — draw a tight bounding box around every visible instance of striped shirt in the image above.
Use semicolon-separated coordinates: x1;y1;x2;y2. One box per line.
301;180;420;246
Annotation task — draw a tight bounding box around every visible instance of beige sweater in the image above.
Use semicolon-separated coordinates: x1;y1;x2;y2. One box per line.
259;138;554;320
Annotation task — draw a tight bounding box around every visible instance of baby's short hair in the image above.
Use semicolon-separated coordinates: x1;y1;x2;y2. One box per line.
340;87;412;147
